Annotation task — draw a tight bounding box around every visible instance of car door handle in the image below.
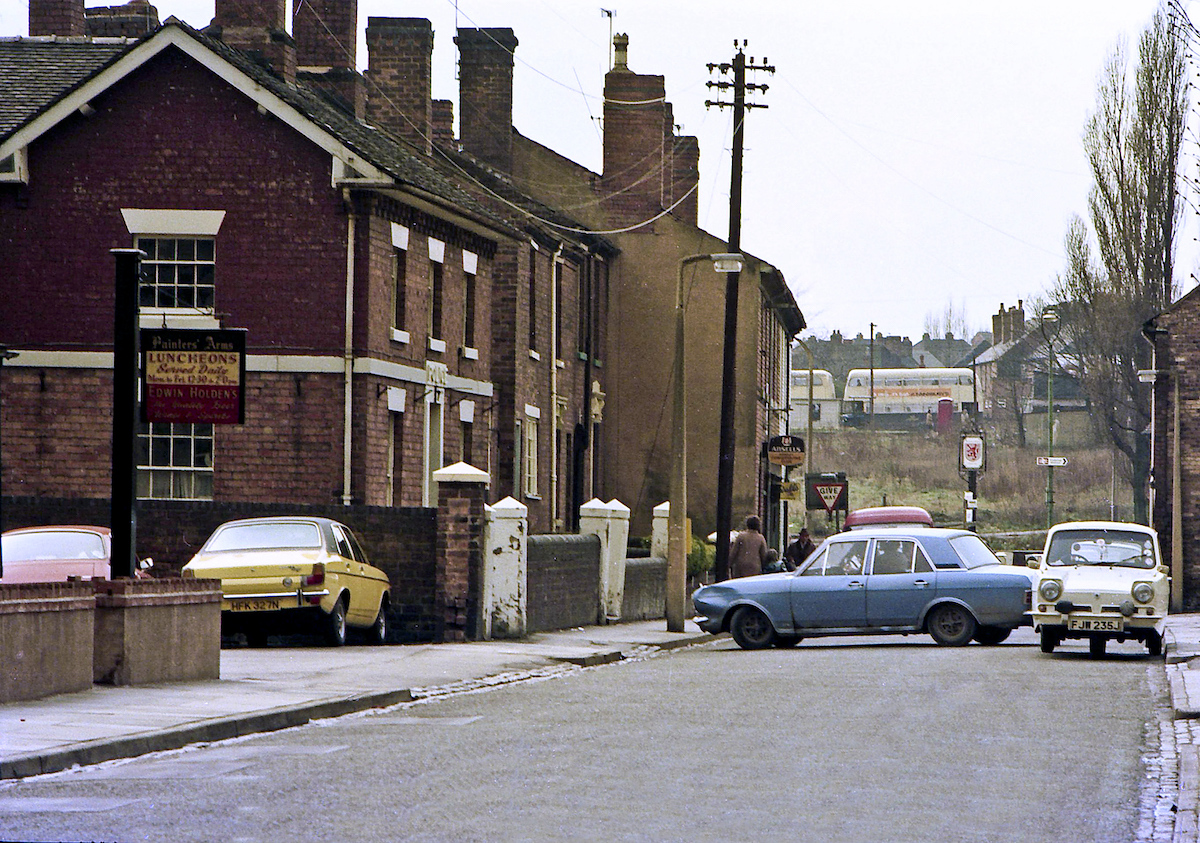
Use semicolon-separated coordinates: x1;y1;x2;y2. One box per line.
847;581;865;589
913;579;930;588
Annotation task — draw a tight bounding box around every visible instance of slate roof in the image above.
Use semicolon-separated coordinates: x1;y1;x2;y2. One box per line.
0;37;129;138
0;22;519;239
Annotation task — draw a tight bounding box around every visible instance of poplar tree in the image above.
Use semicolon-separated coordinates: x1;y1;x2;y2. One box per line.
1051;5;1187;522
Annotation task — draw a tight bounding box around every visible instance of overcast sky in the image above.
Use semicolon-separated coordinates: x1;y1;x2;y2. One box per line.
6;0;1194;341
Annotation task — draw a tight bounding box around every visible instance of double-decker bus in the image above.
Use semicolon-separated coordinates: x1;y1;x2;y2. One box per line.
842;367;974;429
789;369;839;431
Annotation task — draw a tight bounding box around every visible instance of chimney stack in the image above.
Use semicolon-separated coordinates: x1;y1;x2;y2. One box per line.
84;1;160;38
366;18;434;154
29;0;84;36
213;0;296;83
455;28;518;174
601;34;671;223
294;0;364;119
432;99;455;149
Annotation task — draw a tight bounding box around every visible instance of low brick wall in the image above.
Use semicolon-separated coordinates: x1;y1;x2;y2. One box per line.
93;577;222;685
2;496;441;642
527;534;601;633
621;556;666;621
0;582;95;703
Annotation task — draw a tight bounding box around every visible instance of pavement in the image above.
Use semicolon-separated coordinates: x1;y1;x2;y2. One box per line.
7;615;1200;840
0;620;715;781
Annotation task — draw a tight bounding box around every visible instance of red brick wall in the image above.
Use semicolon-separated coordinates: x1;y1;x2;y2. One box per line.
601;70;668;223
293;0;357;69
28;0;84;35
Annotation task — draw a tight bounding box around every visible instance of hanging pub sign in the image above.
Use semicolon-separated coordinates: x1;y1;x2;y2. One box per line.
141;328;246;424
765;434;805;466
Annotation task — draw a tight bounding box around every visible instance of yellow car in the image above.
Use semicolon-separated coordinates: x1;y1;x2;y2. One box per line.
182;516;390;647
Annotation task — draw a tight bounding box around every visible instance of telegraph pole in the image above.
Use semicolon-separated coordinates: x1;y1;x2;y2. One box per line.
706;42;773;581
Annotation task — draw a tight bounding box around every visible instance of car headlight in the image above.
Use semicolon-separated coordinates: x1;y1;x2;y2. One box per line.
1039;579;1063;602
1132;582;1155;604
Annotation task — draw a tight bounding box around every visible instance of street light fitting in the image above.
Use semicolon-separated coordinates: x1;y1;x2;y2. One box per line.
709;253;745;274
1042;307;1058;323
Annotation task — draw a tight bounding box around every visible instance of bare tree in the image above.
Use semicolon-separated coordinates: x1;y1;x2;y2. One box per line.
922;299;972;339
1052;6;1187;523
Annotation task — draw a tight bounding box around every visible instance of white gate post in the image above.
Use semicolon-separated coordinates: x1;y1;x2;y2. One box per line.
483;496;527;639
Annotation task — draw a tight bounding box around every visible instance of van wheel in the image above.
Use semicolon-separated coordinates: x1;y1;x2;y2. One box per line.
1147;630;1163;657
1088;636;1106;659
324;597;348;647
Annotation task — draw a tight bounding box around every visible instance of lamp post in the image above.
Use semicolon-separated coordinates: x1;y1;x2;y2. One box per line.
668;252;744;632
1041;308;1059;530
796;338;815;535
1139;367;1183;613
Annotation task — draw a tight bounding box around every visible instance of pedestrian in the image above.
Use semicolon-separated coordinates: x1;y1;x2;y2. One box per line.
729;515;769;578
783;528;817;571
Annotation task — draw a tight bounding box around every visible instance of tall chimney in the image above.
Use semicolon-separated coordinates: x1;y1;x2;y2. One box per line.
455;28;518;174
366;18;433;154
213;0;295;82
29;0;84;36
294;0;363;119
601;34;670;223
993;305;1005;344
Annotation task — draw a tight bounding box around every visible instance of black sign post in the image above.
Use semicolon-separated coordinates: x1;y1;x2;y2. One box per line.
110;249;143;579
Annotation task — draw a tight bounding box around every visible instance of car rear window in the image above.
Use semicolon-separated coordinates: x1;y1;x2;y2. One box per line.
1;530;105;561
948;534;1003;569
205;522;322;552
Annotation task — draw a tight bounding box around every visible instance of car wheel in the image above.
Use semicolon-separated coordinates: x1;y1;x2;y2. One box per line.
729;606;776;650
1088;636;1106;659
364;598;389;645
973;626;1011;646
1040;627;1060;654
927;603;976;647
1147;629;1164;657
324;596;348;647
773;634;803;649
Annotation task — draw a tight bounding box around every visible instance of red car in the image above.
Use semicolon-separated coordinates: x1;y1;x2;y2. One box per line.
843;506;934;530
0;526;151;583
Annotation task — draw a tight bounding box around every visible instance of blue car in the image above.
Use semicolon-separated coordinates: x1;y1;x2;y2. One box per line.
693;527;1035;649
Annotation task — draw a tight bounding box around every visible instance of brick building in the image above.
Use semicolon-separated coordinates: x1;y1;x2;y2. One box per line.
1144;287;1200;609
1;2;517;514
1;1;803;548
504;34;805;540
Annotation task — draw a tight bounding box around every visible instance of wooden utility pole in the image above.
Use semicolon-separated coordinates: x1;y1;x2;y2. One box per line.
706;42;773;581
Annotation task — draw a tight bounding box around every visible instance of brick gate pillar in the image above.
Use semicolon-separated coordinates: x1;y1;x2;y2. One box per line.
433;462;489;642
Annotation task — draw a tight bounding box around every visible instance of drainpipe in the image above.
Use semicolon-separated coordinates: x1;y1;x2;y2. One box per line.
550;242;563;529
342;188;356;505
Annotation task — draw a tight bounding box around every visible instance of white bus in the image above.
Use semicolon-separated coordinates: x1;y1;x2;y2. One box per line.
789;369;840;431
842;367;974;428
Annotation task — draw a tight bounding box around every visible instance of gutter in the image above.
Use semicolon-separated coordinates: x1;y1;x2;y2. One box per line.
342;188;355;506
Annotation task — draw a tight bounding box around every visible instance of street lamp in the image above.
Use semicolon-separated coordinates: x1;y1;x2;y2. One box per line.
668;252;744;632
1040;308;1060;530
1139;367;1183;613
795;338;815;536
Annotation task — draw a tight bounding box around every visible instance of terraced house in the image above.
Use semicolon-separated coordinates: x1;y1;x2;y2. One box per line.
1;0;803;550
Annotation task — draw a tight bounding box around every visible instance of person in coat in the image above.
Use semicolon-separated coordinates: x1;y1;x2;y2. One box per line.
783;528;817;571
729;516;769;578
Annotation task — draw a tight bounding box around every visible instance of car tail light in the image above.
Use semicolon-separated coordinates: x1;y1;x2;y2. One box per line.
304;564;325;586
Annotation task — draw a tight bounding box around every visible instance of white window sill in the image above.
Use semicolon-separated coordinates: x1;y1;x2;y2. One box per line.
460;346;479;360
428;337;446;353
139;310;221;330
391;328;410;345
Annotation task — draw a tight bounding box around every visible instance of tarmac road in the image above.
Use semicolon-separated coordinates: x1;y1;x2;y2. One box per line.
0;627;1165;843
